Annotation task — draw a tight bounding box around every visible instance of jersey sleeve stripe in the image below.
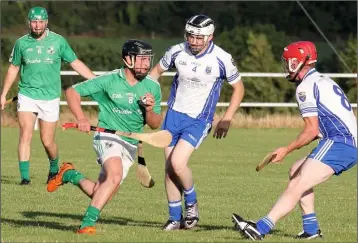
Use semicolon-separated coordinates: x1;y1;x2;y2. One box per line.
300;108;318;114
313;82;320;100
227;72;240;82
161;58;169;68
300;107;318;111
170;51;181;67
301;111;318;115
216;57;226;79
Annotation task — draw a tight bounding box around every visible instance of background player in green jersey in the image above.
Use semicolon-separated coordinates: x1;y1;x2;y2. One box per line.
0;6;95;185
47;39;162;235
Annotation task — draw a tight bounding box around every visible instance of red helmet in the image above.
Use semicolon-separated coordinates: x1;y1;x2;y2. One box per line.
282;41;317;74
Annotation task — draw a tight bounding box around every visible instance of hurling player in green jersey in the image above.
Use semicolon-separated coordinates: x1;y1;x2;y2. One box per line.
0;6;95;185
47;40;162;234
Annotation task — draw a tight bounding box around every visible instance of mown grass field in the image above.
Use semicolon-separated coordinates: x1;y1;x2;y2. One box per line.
1;127;356;242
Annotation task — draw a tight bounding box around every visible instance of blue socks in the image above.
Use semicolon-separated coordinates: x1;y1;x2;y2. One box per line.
168;184;197;221
168;200;182;221
255;213;319;236
256;216;275;235
303;213;319;235
168;185;196;221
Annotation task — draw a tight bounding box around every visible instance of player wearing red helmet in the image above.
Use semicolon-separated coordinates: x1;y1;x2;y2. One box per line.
282;41;318;82
232;41;356;241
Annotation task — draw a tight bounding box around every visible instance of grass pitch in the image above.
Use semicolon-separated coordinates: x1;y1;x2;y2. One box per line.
1;127;356;242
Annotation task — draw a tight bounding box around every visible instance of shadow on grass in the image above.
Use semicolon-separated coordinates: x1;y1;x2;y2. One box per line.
22;211;161;227
19;211;231;232
0;179;19;185
1;218;75;231
1;175;47;185
222;228;296;241
1;175;20;185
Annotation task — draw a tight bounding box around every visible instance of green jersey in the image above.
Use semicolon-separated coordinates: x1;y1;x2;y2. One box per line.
73;68;162;145
10;29;77;100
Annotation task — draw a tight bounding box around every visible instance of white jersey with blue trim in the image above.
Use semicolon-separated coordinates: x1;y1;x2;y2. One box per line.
159;41;241;122
296;68;357;147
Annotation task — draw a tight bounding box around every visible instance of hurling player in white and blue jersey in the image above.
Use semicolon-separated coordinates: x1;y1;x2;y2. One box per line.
150;15;245;230
233;41;357;241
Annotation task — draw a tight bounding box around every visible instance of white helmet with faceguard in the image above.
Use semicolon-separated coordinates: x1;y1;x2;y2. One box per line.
184;15;215;55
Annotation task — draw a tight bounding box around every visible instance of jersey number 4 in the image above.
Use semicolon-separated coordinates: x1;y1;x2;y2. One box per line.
333;85;352;111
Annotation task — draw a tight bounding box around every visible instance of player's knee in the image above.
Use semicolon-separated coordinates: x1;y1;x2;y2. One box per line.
19;129;33;143
41;136;55;148
287;176;310;193
105;173;122;186
171;159;187;175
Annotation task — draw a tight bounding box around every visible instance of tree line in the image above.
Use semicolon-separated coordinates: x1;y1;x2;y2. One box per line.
1;1;356;115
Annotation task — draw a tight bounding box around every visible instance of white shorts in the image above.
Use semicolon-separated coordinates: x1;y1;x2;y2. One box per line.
17;93;60;122
93;131;137;183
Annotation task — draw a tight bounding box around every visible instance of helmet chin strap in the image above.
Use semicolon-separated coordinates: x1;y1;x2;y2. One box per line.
286;54;311;83
123;56;135;68
123;56;147;81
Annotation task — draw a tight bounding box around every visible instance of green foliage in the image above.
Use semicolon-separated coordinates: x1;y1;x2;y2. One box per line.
338;35;357;102
126;2;139;26
1;1;356;114
240;32;294;102
216;26;296;112
1;2;356;39
340;34;357;73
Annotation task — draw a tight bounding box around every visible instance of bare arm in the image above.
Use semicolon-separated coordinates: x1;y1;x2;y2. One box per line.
222;81;245;120
149;63;166;81
65;87;86;121
145;110;162;130
64;87;91;132
213;81;245;139
1;64;20;96
70;59;96;80
272;116;319;163
141;93;162;129
1;64;20;109
286;116;320;153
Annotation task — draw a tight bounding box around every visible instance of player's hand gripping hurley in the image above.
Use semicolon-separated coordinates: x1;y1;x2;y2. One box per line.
62;122;172;148
5;96;18;105
1;96;18;109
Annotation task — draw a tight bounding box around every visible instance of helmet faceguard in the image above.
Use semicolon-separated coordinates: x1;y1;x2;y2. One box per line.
184;15;215;55
282;41;317;82
122;40;154;81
